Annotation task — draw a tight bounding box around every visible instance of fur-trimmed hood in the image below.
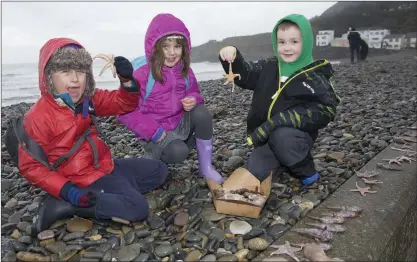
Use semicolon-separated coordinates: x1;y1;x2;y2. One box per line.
38;38;95;100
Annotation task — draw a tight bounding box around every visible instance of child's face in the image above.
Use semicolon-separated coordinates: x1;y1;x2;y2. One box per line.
52;69;86;103
276;26;302;63
162;37;183;68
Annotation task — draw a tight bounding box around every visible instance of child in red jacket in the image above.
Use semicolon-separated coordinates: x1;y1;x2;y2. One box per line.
11;38;168;235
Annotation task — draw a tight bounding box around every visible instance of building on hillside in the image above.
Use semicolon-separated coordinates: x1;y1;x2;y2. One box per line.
382;34;407;50
331;38;349;47
405;32;417;48
316;30;335;46
342;27;390;48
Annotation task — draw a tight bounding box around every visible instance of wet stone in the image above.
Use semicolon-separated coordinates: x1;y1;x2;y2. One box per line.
39;239;55;247
135;230;151;239
16;251;49;262
266;224;291;241
174;212;188;226
59;250;78;261
66;218;93;233
186;232;201;243
117;243;141;261
147;216;164;229
218;254;238;262
201;208;226;222
37;230;55;241
154;244;174;257
123;230;136;245
2;251;17;262
200;254;217;261
17;236;32;245
65;245;84;252
134;253;150;262
12;240;28;252
111;217;130;225
63;232;85;242
83;251;104;259
10;229;22;239
16;222;31;233
45;241;67;254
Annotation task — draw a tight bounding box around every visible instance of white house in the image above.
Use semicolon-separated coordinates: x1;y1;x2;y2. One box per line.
406;32;417;48
331;38;349;47
382;34;407;50
316;30;335;46
342;27;390;48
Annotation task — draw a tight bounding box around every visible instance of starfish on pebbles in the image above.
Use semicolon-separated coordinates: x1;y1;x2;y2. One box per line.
269;241;302;261
223;62;241;92
93;54;116;78
350;182;377;196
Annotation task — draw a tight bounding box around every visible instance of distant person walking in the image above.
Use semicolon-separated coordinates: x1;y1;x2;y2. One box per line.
347;27;361;63
358;38;369;61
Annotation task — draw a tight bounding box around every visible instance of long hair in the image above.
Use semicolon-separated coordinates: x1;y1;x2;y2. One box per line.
150;34;190;83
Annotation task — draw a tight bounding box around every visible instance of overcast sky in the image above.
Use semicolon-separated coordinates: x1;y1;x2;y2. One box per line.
2;1;336;64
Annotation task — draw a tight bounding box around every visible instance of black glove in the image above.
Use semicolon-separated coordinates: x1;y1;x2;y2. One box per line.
59;182;97;207
114;56;134;82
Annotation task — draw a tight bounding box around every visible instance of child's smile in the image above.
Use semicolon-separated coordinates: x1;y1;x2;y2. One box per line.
277;26;303;63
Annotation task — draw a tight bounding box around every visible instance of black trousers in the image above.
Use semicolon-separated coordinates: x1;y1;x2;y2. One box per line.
245;127;317;181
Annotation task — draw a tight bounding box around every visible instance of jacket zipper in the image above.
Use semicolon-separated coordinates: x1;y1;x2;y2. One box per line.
267;60;329;120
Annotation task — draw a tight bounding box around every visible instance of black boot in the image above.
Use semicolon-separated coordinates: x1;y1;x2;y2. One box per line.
31;195;96;236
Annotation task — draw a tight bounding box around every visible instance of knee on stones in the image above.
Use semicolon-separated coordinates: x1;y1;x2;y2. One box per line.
190;104;212;122
158;161;169;186
125;197;149;222
162;141;189;164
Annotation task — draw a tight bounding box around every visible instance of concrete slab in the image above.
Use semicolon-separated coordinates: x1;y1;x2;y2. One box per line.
255;123;417;261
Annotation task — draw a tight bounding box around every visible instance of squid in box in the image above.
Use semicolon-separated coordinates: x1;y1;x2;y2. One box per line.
207;168;272;218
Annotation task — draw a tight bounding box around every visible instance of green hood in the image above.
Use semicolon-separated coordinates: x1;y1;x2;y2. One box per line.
271;14;314;77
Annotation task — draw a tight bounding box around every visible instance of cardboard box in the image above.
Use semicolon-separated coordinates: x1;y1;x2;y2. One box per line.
207;167;272;218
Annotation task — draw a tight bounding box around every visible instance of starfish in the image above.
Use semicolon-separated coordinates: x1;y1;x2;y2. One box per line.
93;54;116;78
269;241;302;261
355;169;379;178
376;163;404;171
223;62;241;92
382;155;416;166
361;178;383;185
391;146;417;156
350;182;377;196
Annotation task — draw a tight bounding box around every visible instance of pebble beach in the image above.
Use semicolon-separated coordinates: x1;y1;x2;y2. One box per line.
1;53;416;261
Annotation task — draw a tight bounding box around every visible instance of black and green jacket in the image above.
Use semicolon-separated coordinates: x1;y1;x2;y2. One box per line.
219;49;341;144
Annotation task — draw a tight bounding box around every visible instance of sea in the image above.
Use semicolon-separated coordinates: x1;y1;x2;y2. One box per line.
1;61;225;107
1;60;341;107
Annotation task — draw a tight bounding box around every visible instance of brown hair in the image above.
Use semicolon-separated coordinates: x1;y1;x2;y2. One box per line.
150;34;190;83
277;20;299;31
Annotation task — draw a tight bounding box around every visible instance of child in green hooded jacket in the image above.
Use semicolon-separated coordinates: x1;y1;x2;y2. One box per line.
218;14;340;185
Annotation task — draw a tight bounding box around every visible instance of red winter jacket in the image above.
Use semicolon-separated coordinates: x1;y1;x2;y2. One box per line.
18;38;139;198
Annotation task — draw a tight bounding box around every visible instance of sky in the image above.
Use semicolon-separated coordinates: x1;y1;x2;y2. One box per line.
2;1;336;65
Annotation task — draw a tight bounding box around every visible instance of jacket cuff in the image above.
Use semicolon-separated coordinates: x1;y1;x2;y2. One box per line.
151;127;165;143
121;79;140;92
59;181;74;201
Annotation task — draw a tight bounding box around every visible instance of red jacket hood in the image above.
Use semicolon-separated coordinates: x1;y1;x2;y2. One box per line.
38;38;84;97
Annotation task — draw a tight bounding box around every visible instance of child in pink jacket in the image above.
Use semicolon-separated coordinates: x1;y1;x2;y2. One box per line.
118;13;223;183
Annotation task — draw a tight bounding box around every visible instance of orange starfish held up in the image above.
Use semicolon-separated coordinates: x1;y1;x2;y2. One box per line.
223;62;241;92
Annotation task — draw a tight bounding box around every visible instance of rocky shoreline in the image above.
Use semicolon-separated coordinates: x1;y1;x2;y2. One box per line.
1;56;417;261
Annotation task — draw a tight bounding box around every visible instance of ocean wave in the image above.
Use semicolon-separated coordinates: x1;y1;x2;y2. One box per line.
2;94;40;101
